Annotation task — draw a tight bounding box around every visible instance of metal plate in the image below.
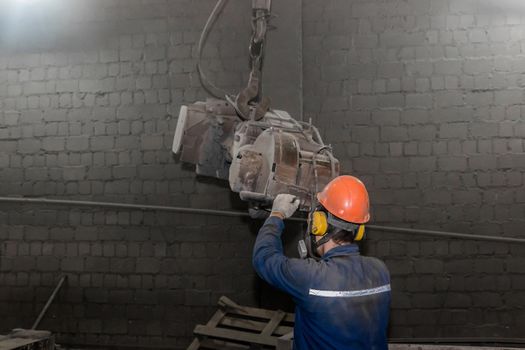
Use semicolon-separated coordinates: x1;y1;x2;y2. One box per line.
172;105;188;154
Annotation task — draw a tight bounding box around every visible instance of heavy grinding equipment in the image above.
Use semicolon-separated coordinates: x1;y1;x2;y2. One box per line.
172;0;339;213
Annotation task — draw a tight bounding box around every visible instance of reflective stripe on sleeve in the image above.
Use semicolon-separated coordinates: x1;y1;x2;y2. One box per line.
309;284;391;298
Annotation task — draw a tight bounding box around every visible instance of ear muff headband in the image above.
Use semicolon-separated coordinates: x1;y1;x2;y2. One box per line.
354;225;365;241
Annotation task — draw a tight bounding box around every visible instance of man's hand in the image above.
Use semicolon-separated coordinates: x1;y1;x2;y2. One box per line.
271;194;300;219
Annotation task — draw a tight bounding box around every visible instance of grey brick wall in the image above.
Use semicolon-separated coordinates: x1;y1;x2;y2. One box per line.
0;0;267;348
2;0;525;346
303;0;525;338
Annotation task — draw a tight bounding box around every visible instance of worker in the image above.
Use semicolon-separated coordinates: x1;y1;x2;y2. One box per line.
252;175;390;350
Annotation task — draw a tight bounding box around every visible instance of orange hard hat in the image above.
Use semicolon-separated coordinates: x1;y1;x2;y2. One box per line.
316;175;370;224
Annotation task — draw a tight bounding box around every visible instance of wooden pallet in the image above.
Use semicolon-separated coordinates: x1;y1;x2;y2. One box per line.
188;296;294;350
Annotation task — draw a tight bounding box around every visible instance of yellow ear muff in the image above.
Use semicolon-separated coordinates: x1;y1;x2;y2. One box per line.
354;225;365;241
311;211;328;236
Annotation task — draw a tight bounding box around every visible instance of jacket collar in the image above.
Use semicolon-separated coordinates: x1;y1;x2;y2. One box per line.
322;244;360;259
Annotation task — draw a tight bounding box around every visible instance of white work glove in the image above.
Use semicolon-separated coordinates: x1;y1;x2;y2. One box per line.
271;194;300;219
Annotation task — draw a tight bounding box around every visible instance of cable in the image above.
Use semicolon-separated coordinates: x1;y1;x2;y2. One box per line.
196;0;231;99
310;124;325;146
0;196;524;244
225;93;249;120
270;108;312;142
315;145;337;179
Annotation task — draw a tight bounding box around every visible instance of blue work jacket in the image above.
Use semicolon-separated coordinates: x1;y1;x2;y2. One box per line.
252;216;391;350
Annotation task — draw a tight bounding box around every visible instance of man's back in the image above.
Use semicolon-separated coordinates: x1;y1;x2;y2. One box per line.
253;216;391;350
293;246;390;350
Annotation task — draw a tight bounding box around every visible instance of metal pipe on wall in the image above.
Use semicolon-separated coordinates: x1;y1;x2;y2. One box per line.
0;196;524;244
57;338;525;350
366;224;525;244
0;196;252;218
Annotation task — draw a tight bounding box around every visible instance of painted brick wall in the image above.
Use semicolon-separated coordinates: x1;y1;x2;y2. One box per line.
0;0;264;348
303;0;525;338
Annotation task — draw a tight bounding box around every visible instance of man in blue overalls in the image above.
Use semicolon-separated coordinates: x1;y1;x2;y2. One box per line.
253;175;390;350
